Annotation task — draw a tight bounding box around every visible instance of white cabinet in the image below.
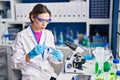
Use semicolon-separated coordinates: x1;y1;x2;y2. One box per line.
1;0;113;45
0;48;8;80
0;45;22;80
15;2;87;22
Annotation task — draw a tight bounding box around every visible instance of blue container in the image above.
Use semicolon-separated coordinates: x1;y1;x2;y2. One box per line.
90;43;105;47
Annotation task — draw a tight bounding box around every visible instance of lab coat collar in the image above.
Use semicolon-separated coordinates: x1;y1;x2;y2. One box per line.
26;26;46;45
26;26;37;45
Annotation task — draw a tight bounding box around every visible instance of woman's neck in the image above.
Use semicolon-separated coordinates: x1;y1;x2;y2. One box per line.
32;25;42;32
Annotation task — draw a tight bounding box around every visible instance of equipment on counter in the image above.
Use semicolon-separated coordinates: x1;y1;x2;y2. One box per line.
64;41;87;73
72;74;91;80
64;40;85;53
73;53;86;69
64;51;86;73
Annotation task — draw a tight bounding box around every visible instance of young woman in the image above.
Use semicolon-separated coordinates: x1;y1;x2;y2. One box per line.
12;4;63;80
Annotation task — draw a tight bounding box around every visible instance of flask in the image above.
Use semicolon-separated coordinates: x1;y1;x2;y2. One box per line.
95;61;99;74
81;34;88;46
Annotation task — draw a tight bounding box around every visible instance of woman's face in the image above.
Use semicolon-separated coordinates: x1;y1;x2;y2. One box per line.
31;13;50;32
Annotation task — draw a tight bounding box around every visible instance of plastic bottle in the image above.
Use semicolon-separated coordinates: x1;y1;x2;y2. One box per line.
74;31;79;45
65;27;70;41
6;8;11;18
104;43;109;50
116;71;120;80
2;33;10;44
113;59;119;70
69;30;74;43
0;10;3;19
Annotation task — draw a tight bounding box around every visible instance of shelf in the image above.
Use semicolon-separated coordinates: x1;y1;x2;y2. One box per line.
0;75;6;80
0;1;11;20
0;0;10;1
0;63;7;69
0;52;6;57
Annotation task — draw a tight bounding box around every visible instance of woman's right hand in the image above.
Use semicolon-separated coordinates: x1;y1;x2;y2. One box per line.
26;54;30;62
28;45;47;59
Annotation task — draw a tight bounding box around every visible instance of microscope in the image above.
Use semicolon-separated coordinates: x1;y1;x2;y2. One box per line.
64;41;86;73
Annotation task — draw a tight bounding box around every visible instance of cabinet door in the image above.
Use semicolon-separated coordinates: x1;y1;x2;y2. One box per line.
0;48;8;80
118;12;120;33
117;33;120;57
119;0;120;11
0;23;7;44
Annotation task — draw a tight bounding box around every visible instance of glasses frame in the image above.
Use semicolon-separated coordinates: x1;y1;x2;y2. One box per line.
34;16;52;23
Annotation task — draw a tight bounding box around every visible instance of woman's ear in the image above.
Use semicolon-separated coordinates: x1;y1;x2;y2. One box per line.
31;15;35;22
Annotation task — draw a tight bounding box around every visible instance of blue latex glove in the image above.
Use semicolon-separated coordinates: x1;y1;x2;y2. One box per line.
51;49;64;60
28;44;47;59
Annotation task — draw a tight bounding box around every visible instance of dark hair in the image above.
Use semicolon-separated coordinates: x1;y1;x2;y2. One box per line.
29;4;51;23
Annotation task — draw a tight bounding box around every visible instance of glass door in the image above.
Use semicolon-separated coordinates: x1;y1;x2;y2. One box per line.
117;1;120;57
118;6;120;33
117;33;120;57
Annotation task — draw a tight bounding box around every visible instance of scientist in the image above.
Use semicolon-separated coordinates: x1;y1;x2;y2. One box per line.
12;4;64;80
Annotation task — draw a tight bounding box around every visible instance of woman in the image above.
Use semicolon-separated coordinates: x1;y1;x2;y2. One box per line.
12;4;63;80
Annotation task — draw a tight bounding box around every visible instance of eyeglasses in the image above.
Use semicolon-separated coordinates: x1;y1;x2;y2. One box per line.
34;16;52;23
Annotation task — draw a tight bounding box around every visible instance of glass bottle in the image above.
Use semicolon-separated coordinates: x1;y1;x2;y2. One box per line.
57;31;64;45
69;30;74;43
53;28;57;44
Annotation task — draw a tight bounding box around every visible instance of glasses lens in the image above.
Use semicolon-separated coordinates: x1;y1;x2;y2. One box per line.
35;16;52;23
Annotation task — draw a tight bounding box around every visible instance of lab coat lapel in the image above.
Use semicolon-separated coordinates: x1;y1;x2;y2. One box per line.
39;30;46;45
27;27;37;45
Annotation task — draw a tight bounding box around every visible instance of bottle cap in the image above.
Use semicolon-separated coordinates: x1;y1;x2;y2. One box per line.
116;71;120;76
113;59;119;64
104;43;109;47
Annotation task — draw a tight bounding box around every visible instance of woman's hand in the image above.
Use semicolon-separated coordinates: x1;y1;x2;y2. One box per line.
51;49;64;61
26;54;30;62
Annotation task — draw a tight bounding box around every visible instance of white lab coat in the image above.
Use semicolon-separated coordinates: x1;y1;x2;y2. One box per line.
12;26;61;80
